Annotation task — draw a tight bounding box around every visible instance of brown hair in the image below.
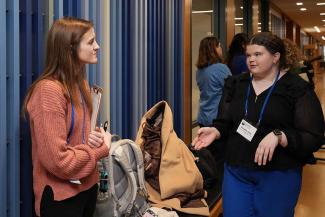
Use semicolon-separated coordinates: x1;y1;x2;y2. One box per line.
196;36;222;69
248;32;287;70
282;38;305;70
22;17;94;117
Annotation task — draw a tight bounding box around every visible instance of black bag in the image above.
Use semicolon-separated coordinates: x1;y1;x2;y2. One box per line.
190;147;218;189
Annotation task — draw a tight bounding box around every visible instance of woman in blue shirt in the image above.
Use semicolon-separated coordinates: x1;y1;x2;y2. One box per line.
196;36;231;127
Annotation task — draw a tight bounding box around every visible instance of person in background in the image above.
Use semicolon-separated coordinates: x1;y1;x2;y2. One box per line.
22;17;111;217
282;38;305;71
226;33;249;75
192;32;324;217
283;38;315;87
196;36;231;128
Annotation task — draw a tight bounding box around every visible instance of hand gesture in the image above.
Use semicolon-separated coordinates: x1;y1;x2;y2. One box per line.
192;127;220;150
88;127;111;151
254;132;278;166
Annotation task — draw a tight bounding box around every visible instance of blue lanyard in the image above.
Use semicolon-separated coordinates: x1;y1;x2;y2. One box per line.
244;71;280;127
67;93;86;144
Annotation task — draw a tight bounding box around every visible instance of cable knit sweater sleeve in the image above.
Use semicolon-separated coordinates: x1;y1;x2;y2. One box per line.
28;80;109;180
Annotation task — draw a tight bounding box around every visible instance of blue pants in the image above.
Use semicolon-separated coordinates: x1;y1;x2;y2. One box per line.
222;164;302;217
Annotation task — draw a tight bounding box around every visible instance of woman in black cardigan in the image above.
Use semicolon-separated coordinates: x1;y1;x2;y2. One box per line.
192;32;324;217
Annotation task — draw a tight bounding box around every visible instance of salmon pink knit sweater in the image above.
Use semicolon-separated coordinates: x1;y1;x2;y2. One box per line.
27;80;109;216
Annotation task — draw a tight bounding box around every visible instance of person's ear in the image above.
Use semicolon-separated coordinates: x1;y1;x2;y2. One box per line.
273;52;280;64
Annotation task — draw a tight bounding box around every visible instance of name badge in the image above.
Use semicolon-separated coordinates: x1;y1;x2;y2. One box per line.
70;179;82;185
236;119;257;142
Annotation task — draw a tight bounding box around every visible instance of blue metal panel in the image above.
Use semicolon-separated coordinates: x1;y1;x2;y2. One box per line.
88;0;96;85
147;0;157;107
6;0;20;216
96;0;102;85
121;0;130;138
54;0;63;20
19;0;34;215
72;0;80;17
173;0;183;136
63;0;73;16
95;0;103;123
0;0;7;216
33;0;44;77
80;0;89;19
116;0;122;136
110;0;123;135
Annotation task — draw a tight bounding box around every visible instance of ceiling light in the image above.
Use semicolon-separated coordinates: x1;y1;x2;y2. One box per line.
321;13;325;15
235;23;243;26
317;3;325;5
296;2;303;5
235;17;243;20
314;26;321;32
192;10;213;14
322;36;325;40
240;6;243;9
300;8;307;11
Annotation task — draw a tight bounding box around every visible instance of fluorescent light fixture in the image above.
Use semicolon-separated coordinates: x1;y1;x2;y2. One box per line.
192;10;213;14
322;19;325;21
235;23;243;26
317;3;325;5
296;2;303;5
300;8;307;11
314;26;321;32
235;17;243;20
321;13;325;15
322;36;325;40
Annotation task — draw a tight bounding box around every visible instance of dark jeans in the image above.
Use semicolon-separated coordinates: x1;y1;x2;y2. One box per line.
40;184;98;217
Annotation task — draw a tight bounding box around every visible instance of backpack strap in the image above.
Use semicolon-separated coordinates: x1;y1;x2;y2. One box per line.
107;140;138;216
126;140;149;215
116;144;138;215
126;140;147;197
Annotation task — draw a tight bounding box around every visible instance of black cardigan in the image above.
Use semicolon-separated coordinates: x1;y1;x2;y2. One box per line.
213;72;324;170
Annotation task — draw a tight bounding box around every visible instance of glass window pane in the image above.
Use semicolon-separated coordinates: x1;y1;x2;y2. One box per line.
192;0;213;124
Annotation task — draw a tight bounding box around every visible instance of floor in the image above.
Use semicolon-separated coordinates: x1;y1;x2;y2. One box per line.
294;69;325;217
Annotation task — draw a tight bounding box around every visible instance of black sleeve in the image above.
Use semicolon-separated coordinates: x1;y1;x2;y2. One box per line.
283;89;325;159
212;76;236;138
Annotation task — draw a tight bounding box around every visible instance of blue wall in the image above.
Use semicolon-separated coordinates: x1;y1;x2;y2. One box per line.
0;0;186;216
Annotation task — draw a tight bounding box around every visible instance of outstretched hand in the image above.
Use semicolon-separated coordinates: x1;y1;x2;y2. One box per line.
192;127;220;150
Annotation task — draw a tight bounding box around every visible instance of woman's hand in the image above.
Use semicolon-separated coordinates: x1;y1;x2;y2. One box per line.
192;127;220;150
254;132;279;166
88;127;111;151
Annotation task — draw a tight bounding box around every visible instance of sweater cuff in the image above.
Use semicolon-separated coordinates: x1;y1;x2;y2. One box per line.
282;128;299;153
93;144;109;161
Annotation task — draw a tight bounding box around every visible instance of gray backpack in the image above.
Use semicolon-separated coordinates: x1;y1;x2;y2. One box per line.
94;138;150;217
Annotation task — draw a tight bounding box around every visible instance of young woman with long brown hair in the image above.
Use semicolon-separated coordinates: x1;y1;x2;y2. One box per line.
22;17;111;217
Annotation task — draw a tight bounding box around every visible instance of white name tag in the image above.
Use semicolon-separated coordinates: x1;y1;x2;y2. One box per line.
236;119;257;142
70;179;82;185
